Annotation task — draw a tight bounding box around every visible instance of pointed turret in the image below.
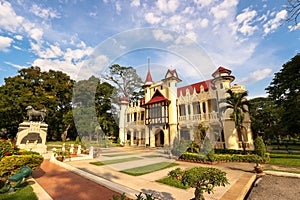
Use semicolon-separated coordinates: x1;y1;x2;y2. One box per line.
143;58;153;88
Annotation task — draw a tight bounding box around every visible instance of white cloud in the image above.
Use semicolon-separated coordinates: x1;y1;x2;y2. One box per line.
145;12;162;24
233;8;258;36
263;10;287;34
152;29;173;42
210;0;238;23
116;2;122;14
29;4;60;20
194;0;213;7
130;0;140;7
22;22;44;41
64;47;93;63
0;1;23;32
182;7;195;14
0;36;13;51
14;35;23;40
239;68;272;84
186;31;197;41
156;0;179;13
13;45;22;50
199;18;209;28
32;58;81;80
4;61;24;69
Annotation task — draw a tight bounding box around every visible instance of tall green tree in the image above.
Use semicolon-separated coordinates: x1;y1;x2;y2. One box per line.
222;89;249;153
72;76;118;141
103;64;144;101
0;66;74;139
266;54;300;137
248;97;283;141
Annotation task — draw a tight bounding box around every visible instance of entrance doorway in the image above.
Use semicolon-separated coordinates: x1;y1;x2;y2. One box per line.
155;129;164;147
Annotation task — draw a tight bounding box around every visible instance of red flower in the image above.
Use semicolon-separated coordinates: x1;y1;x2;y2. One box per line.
12;140;16;143
14;145;18;149
5;151;11;156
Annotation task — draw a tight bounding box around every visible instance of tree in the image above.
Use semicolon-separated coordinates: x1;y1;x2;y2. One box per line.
266;54;300;137
72;76;119;142
286;0;300;25
103;64;144;101
182;167;229;200
222;89;249;153
0;67;74;139
248;97;283;142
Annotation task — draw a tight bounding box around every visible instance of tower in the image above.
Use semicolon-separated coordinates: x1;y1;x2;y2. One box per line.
162;69;181;146
118;96;129;145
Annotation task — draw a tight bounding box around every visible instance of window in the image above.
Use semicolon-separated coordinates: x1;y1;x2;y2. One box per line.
202;102;206;113
179;104;186;116
141;111;144;120
127;114;130;122
193;102;200;114
133;112;137;121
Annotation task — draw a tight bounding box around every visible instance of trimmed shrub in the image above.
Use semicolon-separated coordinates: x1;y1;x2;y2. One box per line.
254;136;267;158
0;154;43;177
0;139;19;159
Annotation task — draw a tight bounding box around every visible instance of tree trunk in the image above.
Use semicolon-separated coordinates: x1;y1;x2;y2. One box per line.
194;188;205;200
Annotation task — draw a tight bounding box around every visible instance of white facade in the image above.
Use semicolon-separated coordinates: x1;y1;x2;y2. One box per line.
119;67;254;150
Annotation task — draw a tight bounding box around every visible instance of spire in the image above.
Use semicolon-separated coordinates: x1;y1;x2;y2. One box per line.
144;58;153;87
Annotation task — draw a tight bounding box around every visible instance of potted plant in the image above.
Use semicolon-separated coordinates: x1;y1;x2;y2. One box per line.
254;136;267;173
52;148;69;162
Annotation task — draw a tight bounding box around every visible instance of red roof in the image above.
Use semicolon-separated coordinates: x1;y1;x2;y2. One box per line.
177;80;212;97
212;66;231;76
144;65;153;84
145;90;170;105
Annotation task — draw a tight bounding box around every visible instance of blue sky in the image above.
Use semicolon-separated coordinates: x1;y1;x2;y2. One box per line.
0;0;299;98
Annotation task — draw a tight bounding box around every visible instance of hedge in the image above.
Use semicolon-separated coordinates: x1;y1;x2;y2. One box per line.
0;154;44;177
178;152;269;164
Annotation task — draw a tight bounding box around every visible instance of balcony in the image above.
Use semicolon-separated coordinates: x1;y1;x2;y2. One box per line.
179;112;219;124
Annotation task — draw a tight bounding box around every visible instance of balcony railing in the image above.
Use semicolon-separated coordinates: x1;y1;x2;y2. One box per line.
179;112;219;123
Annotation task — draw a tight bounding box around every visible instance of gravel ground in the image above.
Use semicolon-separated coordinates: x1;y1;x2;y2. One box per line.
247;175;300;200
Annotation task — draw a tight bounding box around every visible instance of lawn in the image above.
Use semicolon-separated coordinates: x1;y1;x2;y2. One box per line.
268;152;300;167
0;182;38;200
90;157;143;165
121;162;178;176
156;176;189;189
101;153;136;157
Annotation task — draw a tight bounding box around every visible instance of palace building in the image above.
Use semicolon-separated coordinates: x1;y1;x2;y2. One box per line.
118;65;254;150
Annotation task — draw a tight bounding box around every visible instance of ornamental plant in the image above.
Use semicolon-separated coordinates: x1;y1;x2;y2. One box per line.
0;139;20;160
182;167;229;200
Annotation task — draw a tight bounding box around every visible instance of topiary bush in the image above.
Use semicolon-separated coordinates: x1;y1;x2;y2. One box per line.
0;139;20;159
0;154;44;178
254;136;267;158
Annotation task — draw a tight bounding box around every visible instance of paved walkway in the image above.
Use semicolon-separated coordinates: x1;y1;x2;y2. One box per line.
30;148;264;200
32;159;120;200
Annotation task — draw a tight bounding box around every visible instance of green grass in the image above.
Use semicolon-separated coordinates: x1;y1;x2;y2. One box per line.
142;154;164;158
121;162;178;176
0;182;38;200
90;157;143;165
268;153;300;167
269;144;300;151
265;168;300;174
101;153;136;157
156;176;189;189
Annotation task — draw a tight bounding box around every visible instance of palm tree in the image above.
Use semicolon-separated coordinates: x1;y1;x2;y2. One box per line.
222;89;249;154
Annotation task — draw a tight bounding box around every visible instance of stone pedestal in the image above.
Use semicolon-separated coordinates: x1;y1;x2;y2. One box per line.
16;122;48;154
